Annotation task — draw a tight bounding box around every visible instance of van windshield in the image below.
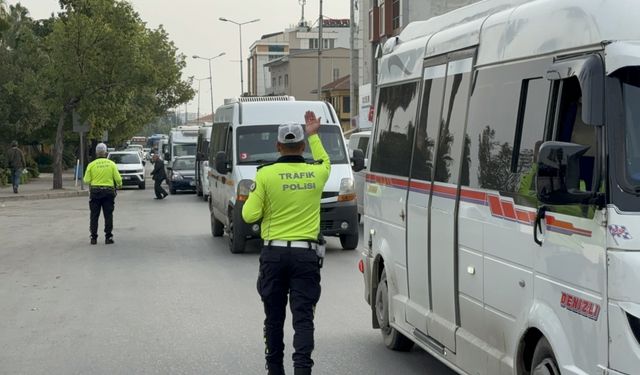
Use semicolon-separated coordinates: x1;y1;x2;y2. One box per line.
173;144;196;157
236;125;348;165
619;67;640;186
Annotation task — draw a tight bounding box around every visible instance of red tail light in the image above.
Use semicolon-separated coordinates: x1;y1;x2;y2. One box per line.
358;259;364;273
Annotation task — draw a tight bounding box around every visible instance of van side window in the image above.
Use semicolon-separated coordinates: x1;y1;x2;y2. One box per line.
357;136;370;155
209;123;229;165
370;82;420;177
434;58;473;184
514;78;548;206
553;77;598;192
463;62;549;207
225;128;234;166
411;64;446;181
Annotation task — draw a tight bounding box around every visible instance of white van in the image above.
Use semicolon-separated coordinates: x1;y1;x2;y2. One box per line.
195;125;212;201
208;96;362;253
360;1;640;375
347;131;371;219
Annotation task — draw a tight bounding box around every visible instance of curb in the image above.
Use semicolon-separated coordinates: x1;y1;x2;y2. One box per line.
0;190;89;202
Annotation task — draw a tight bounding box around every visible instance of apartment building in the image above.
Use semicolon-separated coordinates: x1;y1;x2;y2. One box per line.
265;47;350;101
247;19;351;96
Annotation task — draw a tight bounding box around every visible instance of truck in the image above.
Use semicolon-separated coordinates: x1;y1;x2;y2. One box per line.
163;125;200;167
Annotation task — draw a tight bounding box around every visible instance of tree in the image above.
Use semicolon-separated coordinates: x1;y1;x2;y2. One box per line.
45;0;193;188
0;5;50;137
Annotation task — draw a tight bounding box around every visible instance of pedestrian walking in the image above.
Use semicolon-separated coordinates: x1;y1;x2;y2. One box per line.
6;140;26;194
150;153;168;199
83;143;122;245
242;111;330;375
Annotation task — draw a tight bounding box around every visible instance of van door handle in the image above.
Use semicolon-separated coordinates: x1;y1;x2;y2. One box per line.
534;206;547;246
400;209;405;221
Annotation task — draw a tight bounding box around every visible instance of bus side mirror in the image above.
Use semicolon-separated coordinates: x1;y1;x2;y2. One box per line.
536;141;592;205
351;149;365;172
215;151;230;174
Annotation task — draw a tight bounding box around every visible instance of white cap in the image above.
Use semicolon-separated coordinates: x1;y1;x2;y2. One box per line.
96;143;107;153
277;123;304;143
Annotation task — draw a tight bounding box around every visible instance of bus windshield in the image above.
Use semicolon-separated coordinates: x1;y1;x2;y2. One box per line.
236;125;348;165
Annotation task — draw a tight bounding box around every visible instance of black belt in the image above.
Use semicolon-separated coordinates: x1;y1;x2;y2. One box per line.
267;240;319;250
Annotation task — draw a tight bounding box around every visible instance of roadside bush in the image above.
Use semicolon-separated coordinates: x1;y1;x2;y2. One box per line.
0;168;8;187
26;157;39;178
36;154;53;173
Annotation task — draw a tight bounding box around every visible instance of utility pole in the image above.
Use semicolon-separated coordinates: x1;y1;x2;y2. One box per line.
317;0;323;100
350;0;359;130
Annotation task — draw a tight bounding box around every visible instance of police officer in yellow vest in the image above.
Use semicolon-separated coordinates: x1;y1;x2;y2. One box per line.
83;143;122;245
242;111;330;375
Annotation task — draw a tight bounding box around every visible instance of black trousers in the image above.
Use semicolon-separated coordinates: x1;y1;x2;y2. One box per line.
154;178;167;198
257;246;321;371
89;188;116;239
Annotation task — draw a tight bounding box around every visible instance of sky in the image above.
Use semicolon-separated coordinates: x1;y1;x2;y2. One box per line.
7;0;349;118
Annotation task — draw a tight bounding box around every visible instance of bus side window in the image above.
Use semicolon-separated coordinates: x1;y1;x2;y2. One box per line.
513;78;549;206
552;77;598;192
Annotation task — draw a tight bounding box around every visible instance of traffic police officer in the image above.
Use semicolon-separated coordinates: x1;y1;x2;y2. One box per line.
242;111;330;375
83;143;122;245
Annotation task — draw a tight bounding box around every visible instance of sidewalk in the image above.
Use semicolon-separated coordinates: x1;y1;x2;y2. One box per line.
0;171;89;202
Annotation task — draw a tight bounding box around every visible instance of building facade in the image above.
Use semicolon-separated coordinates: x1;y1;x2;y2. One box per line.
247;19;351;96
265;48;350;101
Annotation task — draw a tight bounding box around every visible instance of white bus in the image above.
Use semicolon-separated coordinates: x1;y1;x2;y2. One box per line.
360;1;640;374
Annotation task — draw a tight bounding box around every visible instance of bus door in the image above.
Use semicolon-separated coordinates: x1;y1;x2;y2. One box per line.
427;53;474;352
405;61;447;337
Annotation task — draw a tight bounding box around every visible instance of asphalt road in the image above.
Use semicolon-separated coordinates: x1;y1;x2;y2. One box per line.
0;186;455;375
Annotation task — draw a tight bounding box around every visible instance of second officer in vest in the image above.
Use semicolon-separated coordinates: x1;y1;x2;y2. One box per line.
242;111;330;375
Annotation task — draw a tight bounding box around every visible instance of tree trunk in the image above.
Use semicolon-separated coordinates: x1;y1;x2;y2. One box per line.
52;111;66;189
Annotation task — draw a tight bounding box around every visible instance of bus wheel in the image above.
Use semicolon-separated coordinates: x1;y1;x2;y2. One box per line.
531;338;560;375
375;269;414;351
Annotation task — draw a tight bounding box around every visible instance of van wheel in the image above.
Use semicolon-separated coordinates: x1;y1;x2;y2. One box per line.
202;193;209;202
340;233;358;250
531;338;560;375
228;210;246;254
209;198;224;237
375;269;414;351
138;182;145;190
170;188;176;195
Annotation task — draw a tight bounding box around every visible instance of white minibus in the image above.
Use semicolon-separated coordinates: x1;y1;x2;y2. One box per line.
360;1;640;374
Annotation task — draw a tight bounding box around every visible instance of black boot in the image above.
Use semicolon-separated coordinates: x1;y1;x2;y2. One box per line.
90;237;97;245
267;364;285;375
293;368;311;375
105;237;114;245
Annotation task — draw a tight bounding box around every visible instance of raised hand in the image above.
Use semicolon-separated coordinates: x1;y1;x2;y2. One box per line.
304;110;322;136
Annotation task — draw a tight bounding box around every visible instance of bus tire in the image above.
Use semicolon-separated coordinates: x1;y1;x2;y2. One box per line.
375;269;414;352
531;337;560;375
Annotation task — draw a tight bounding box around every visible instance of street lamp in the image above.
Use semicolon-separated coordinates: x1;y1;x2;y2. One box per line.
193;77;211;122
193;52;226;121
219;17;260;95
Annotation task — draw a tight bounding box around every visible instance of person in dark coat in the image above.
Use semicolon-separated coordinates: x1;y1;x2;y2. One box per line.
150;154;168;199
6;140;26;194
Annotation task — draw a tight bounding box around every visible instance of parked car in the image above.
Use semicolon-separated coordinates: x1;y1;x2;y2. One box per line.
347;131;370;220
169;155;196;194
107;151;145;189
